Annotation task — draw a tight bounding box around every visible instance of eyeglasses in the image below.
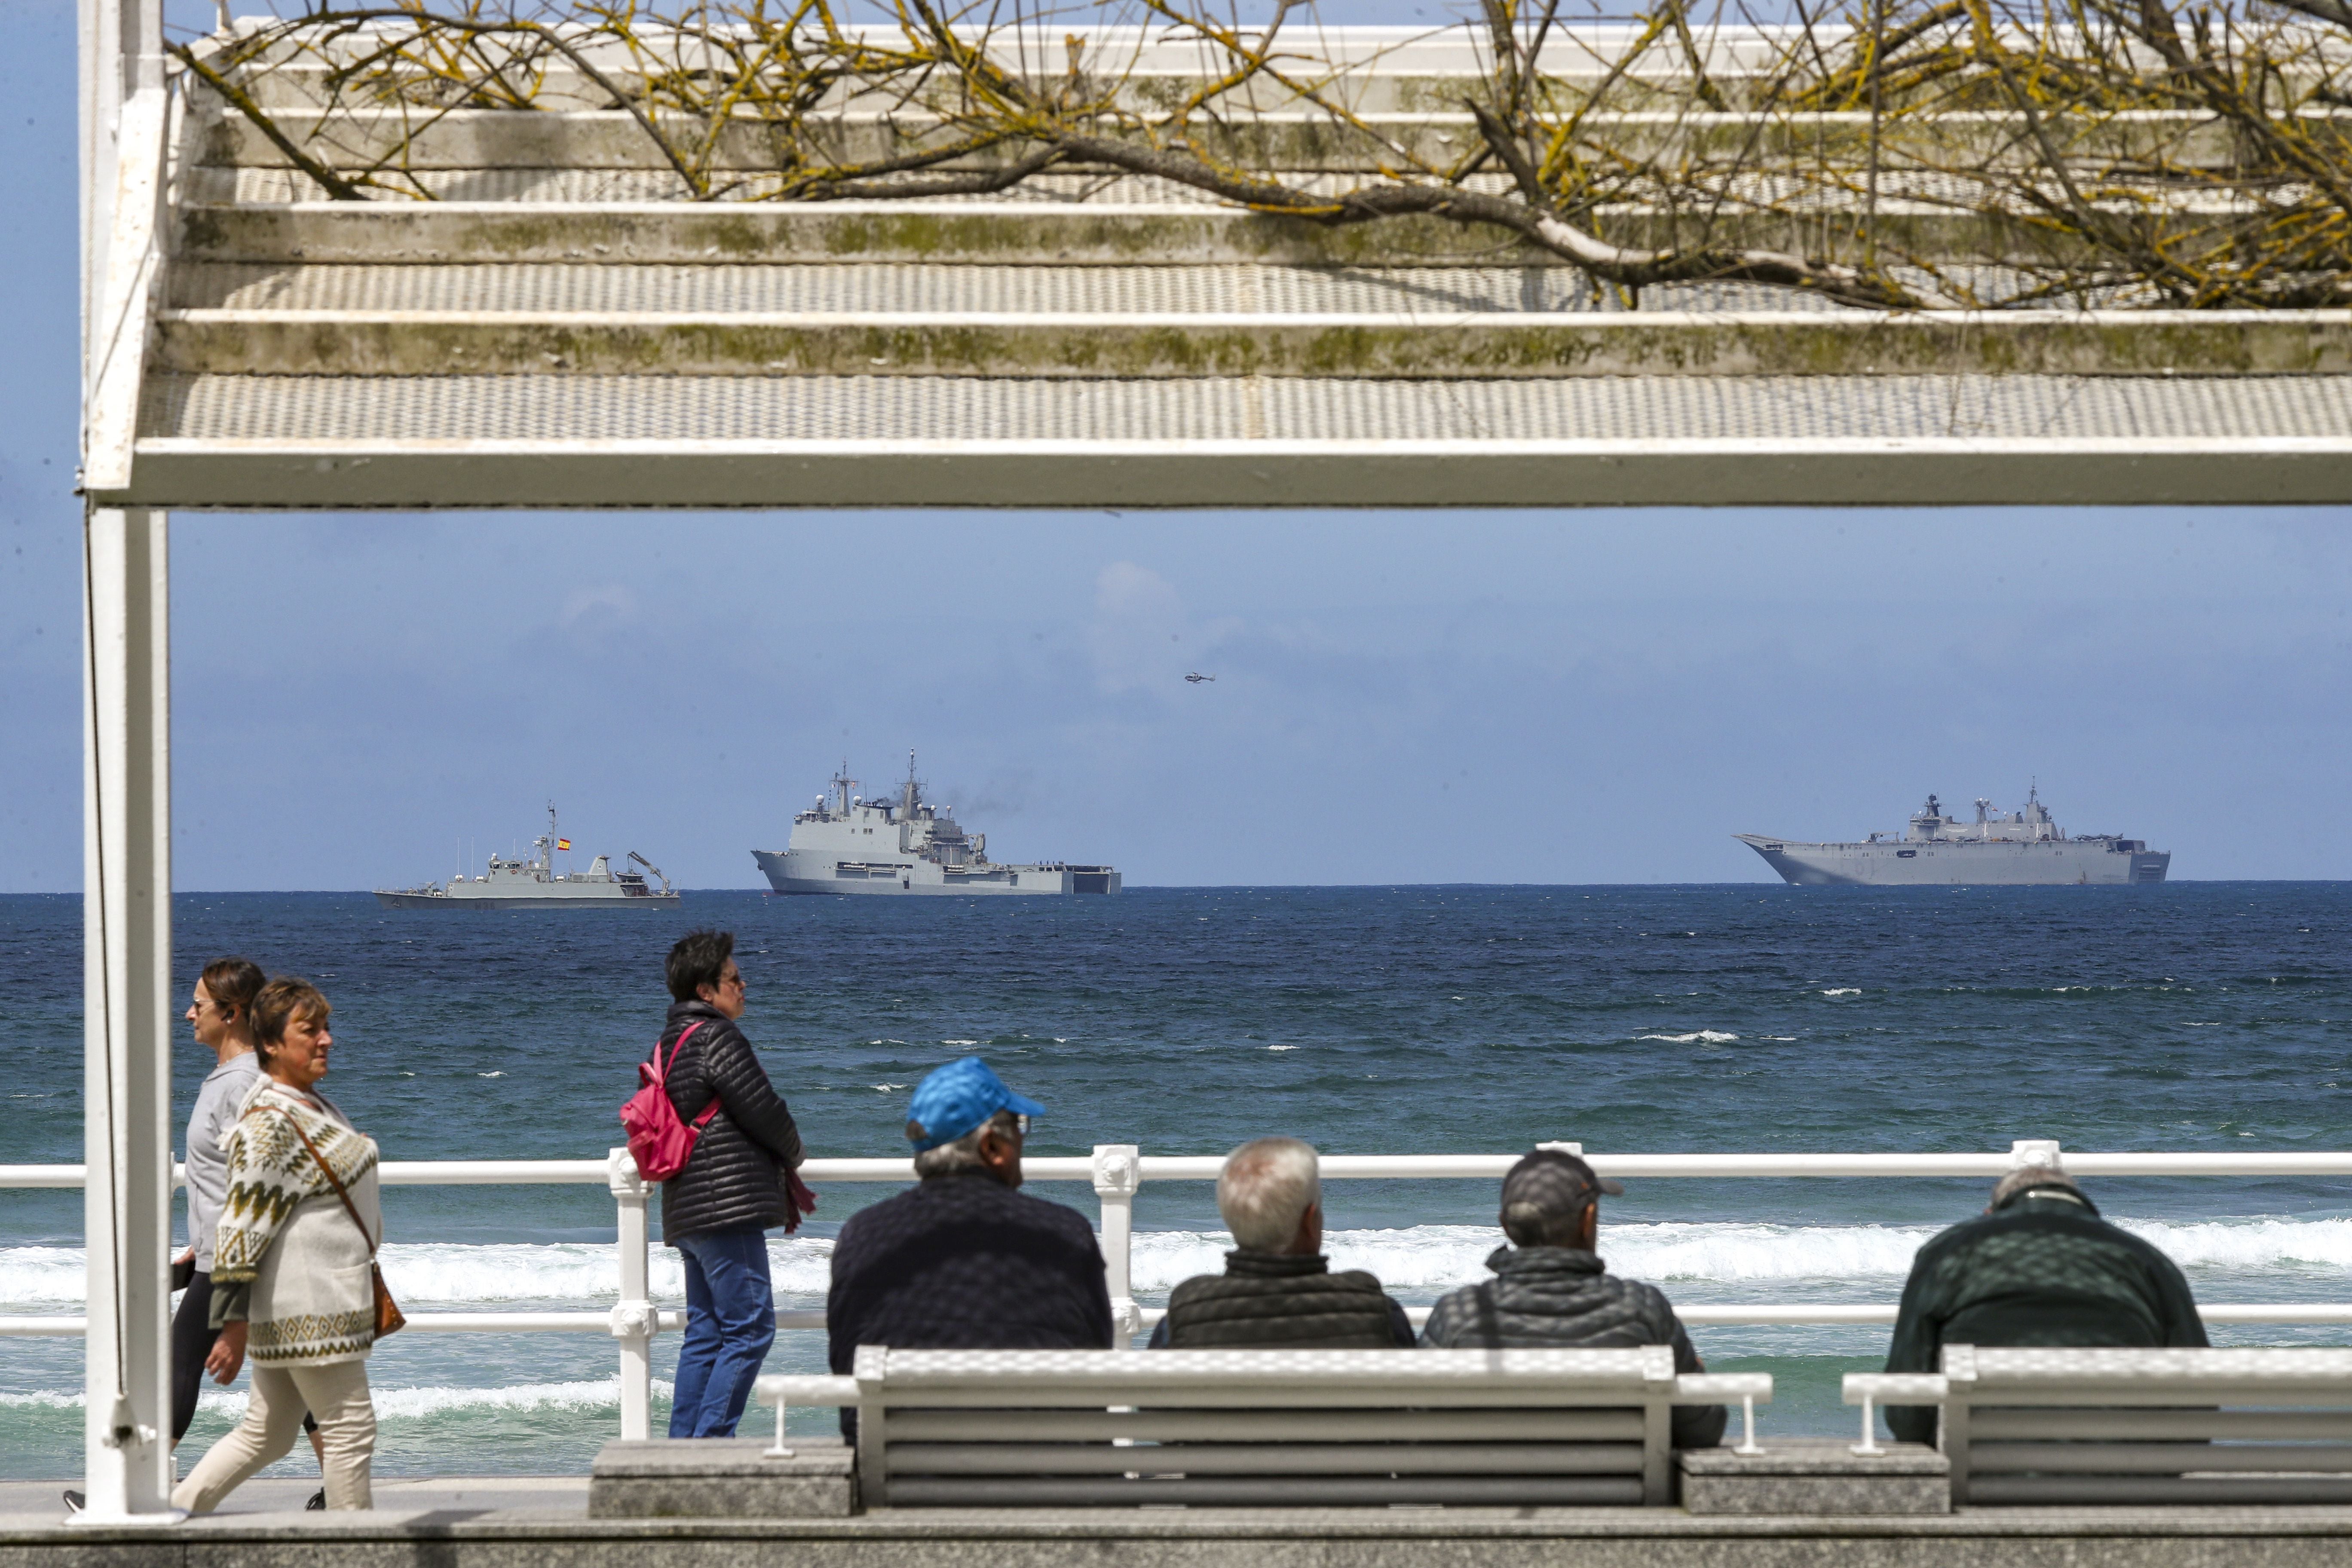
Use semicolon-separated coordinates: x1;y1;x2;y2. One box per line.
1005;1113;1032;1136
720;972;746;990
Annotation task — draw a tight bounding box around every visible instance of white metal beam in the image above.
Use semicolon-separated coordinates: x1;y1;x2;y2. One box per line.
78;507;178;1523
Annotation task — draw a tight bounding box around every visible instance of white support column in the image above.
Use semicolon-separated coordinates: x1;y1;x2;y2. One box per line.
607;1148;657;1440
80;507;178;1522
1092;1145;1141;1347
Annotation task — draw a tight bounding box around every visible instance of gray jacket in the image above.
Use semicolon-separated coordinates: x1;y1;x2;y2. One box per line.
182;1051;263;1273
1421;1244;1727;1449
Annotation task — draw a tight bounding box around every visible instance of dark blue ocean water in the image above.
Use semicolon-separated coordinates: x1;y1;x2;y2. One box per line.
1;883;2348;1476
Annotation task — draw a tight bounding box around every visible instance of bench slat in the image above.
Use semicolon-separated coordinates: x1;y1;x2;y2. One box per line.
1971;1409;2352;1442
864;1387;1669;1409
1971;1442;2352;1475
884;1441;1647;1475
884;1475;1648;1507
882;1409;1647;1442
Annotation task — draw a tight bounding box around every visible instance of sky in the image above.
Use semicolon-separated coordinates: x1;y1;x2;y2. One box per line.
5;3;2351;891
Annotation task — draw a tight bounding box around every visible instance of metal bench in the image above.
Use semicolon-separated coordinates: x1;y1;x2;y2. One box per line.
758;1347;1765;1508
1847;1346;2352;1505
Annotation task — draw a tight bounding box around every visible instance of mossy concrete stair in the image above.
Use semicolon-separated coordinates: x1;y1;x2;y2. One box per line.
95;25;2352;508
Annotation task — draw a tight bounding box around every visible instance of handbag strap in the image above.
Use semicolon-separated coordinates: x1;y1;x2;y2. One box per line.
257;1102;379;1256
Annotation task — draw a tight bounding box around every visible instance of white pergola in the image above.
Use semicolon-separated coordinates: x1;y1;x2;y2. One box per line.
72;0;2352;1522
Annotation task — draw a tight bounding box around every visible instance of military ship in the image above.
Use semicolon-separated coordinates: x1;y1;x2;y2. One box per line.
754;756;1120;896
1737;787;2170;886
375;805;681;909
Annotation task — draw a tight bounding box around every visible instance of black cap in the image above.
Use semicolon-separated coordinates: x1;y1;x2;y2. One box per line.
1501;1148;1624;1226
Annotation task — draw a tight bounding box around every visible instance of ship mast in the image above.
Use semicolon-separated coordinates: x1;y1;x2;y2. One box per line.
832;760;858;816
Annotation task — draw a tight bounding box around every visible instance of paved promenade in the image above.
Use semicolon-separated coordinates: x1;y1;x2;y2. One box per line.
0;1483;2349;1568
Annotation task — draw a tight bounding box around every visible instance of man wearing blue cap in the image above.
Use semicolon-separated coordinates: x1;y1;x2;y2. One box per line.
827;1058;1113;1405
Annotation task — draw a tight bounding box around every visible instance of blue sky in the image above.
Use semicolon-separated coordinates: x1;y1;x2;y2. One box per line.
5;3;2350;890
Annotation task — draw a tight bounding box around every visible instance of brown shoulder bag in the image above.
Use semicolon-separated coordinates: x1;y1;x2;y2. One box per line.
270;1107;407;1339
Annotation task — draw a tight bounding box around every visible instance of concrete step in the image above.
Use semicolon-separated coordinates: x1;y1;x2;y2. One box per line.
197;106;2279;176
151;305;2349;379
175;196;2097;269
164;260;1851;315
125;370;2352;509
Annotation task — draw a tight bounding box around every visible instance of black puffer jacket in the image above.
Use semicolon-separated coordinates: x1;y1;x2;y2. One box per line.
1421;1245;1726;1449
1153;1252;1415;1348
1882;1193;2206;1444
653;1000;805;1243
827;1172;1113;1366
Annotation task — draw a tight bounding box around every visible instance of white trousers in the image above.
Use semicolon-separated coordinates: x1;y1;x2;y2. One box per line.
172;1357;375;1513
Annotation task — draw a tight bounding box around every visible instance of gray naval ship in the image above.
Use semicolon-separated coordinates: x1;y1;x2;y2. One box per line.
1737;787;2170;886
754;757;1120;896
375;805;681;909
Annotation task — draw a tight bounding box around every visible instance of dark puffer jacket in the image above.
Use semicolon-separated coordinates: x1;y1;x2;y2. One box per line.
1882;1193;2206;1443
1152;1252;1415;1348
653;1000;805;1243
1421;1245;1726;1449
828;1172;1114;1369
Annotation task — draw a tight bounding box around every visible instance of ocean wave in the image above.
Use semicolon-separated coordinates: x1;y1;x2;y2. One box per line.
5;1216;2345;1311
1636;1031;1739;1044
0;1239;838;1309
0;1380;677;1421
1819;989;1861;998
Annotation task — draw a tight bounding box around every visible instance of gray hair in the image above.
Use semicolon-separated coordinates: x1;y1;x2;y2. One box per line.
1218;1137;1321;1253
913;1110;1017;1178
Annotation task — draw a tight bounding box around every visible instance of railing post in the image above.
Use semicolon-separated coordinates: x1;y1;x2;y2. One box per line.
1092;1145;1141;1347
607;1147;656;1440
2009;1139;2063;1171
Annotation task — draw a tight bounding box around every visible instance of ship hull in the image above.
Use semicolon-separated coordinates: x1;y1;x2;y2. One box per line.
373;890;681;909
753;849;1118;896
1738;836;2169;887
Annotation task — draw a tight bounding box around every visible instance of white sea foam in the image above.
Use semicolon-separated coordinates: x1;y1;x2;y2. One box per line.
3;1380;678;1421
5;1216;2346;1312
1820;989;1861;998
1636;1031;1740;1044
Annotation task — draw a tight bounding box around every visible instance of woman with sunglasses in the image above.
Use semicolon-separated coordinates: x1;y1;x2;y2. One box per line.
652;930;809;1438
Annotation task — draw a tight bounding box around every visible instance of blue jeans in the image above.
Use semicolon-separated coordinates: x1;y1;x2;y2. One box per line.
668;1225;777;1438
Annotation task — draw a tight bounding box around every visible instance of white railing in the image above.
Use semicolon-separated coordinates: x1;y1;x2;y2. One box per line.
5;1138;2349;1439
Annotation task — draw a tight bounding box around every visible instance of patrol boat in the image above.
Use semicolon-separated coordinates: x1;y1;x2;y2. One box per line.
1737;787;2170;886
375;805;681;909
753;756;1120;896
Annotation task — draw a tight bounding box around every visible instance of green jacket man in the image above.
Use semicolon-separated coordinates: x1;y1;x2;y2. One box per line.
1882;1168;2207;1445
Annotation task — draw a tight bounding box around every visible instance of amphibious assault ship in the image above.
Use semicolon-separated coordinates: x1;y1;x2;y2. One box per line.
754;757;1120;896
375;805;681;909
1737;787;2170;886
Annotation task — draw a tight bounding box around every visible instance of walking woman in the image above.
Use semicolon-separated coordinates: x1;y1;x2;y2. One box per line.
173;978;383;1513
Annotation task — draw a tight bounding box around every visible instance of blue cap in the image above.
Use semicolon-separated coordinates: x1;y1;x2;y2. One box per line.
904;1057;1046;1152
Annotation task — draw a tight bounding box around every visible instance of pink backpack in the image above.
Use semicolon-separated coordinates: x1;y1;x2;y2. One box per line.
619;1023;720;1182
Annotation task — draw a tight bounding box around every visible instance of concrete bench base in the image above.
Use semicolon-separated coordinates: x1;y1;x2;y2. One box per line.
589;1438;855;1518
1681;1439;1949;1515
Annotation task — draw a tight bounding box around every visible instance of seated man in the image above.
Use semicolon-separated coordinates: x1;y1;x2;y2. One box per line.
1152;1137;1414;1348
1881;1167;2205;1444
1421;1148;1725;1448
827;1057;1114;1420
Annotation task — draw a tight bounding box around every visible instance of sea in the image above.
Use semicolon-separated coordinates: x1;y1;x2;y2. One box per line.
1;882;2349;1479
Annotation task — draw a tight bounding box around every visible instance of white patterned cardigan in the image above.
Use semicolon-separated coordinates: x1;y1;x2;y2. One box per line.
211;1078;383;1366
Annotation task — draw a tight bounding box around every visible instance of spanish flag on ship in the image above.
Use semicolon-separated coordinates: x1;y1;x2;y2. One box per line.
556;838;572;851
